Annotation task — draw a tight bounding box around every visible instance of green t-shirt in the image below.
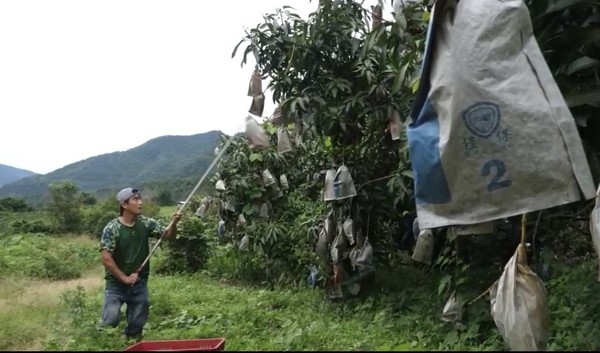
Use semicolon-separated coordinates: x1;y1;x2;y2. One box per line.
100;216;164;288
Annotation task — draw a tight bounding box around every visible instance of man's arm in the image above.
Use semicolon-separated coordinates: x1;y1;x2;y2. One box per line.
101;250;138;285
149;213;181;239
164;213;181;238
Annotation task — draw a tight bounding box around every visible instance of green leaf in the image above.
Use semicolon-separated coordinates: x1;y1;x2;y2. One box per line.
438;274;452;295
544;0;593;15
564;86;600;107
231;38;246;59
566;56;600;76
411;78;420;94
312;96;326;106
297;97;306;111
400;169;413;179
392;62;409;94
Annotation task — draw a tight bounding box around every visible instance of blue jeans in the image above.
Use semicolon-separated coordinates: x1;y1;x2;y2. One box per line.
101;280;150;338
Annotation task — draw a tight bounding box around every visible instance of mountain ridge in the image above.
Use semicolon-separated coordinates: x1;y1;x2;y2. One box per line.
0;130;226;205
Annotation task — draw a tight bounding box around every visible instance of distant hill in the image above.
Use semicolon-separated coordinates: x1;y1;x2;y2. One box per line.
0;130;225;205
0;164;38;187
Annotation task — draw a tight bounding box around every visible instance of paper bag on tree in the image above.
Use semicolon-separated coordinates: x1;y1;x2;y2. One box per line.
247;68;262;97
589;184;600;281
244;115;269;149
490;243;549;351
407;0;595;230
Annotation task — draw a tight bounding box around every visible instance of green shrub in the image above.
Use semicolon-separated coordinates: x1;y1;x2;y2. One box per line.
154;215;213;275
9;218;58;235
0;234;98;280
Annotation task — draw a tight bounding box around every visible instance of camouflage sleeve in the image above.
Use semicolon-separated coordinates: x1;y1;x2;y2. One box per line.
100;222;118;252
144;216;166;239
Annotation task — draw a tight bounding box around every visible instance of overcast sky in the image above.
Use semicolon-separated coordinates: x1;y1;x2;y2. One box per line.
0;0;389;174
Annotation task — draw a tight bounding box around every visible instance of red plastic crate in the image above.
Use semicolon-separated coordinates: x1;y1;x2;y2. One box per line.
123;338;226;352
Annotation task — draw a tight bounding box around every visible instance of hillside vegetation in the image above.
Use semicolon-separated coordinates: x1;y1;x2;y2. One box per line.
0;130;222;205
0;164;37;187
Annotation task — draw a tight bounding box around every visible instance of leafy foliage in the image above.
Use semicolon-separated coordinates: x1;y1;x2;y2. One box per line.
0;233;98;280
154;214;213;275
527;0;600;182
212;0;431;290
46;181;83;233
0;197;32;212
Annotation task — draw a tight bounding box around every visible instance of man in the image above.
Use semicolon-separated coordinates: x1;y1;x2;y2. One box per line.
99;187;181;340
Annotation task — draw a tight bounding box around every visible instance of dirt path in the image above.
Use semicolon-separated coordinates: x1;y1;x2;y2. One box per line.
0;265;105;313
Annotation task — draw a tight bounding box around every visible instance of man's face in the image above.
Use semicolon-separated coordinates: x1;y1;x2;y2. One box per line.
123;194;143;215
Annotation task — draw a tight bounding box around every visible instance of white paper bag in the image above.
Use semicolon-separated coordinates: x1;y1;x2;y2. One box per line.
244;115;269;149
389;109;402;141
277;127;293;154
407;0;595;230
589;184;600;281
490;244;549;351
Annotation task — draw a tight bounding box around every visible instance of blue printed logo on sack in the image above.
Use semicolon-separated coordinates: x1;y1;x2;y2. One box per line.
462;102;500;138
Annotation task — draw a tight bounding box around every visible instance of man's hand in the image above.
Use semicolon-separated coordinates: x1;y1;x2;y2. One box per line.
171;213;182;225
164;213;182;239
122;272;139;286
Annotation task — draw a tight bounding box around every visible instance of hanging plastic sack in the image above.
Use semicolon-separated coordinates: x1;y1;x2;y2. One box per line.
262;169;276;186
247;68;262;97
239;235;250;251
323;211;336;243
589;184;600;281
194;196;211;218
249;94;265;117
215;180;226;191
244;115;269;149
277;127;293;154
279;174;289;190
343;217;355;246
217;219;225;237
323;165;358;202
259;202;269;219
389;109;402;141
269;105;285;125
333;165;357;201
392;0;420;15
327;265;345;299
237;213;247;228
441;291;463;324
412;229;434;265
412;217;420;241
294;120;304;146
195;204;207;218
330;221;349;264
407;0;595;230
371;5;382;28
223;199;236;212
214;146;220;156
452;221;495;235
316;227;329;260
323;169;337;202
355;236;374;275
490;243;549;351
269;183;284;199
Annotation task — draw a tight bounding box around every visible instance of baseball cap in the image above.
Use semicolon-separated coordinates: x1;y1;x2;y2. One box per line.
116;187;140;203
